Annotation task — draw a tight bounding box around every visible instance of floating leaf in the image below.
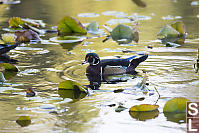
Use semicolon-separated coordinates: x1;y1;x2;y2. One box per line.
0;39;4;44
171;21;185;35
86;21;99;34
111;24;134;44
58;80;88;99
1;33;16;44
15;29;40;42
57;16;87;36
157;24;179;38
129;110;159;121
129;104;159;112
164;112;186;123
0;63;18;72
9;17;45;29
16;116;31;127
49;36;85;43
9;17;25;28
115;105;127;112
163;97;189;113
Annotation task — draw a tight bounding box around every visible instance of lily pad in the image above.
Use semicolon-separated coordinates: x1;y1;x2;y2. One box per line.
49;36;85;43
57;16;87;36
129;110;159;121
9;17;25;28
16;116;31;127
164;112;186;123
58;80;88;99
0;63;18;72
157;24;179;38
129;104;159;112
86;21;99;34
111;24;138;44
9;17;45;29
0;63;18;79
1;33;16;44
115;105;127;112
163;97;189;113
171;21;185;35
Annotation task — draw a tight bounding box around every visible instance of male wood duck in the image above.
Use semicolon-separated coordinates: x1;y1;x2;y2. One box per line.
82;53;148;90
0;43;19;63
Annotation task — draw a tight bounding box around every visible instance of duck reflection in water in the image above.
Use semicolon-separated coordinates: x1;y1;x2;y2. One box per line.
82;53;148;90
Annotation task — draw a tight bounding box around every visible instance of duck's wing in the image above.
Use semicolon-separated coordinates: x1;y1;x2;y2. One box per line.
0;43;19;55
101;59;130;68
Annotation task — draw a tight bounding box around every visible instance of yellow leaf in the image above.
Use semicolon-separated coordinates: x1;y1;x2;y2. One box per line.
171;21;185;35
16;116;31;127
129;104;159;112
129;110;159;121
163;97;189;113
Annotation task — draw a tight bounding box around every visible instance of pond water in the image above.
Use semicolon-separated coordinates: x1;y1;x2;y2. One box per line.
0;0;199;132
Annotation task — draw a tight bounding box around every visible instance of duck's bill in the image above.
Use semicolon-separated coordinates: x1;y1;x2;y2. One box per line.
82;61;88;65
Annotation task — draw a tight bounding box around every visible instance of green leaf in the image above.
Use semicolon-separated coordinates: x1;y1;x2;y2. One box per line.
9;17;26;28
9;17;45;29
129;110;159;121
86;21;99;33
16;116;31;127
164;112;186;123
0;39;4;44
1;33;16;44
171;21;185;35
129;104;159;112
57;16;87;36
58;80;88;99
157;24;179;38
111;24;134;44
163;97;189;113
115;105;127;112
0;63;18;72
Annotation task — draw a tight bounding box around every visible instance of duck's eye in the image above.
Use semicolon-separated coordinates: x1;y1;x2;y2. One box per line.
88;56;93;63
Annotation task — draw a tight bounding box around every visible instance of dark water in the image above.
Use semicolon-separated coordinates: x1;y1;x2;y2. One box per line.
0;0;199;132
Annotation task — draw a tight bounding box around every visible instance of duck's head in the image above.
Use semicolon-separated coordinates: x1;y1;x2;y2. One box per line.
82;53;100;66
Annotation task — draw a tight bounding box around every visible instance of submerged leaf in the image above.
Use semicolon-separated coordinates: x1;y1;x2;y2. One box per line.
129;104;159;112
163;97;189;113
1;33;16;44
129;110;159;121
57;16;87;36
16;116;31;127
